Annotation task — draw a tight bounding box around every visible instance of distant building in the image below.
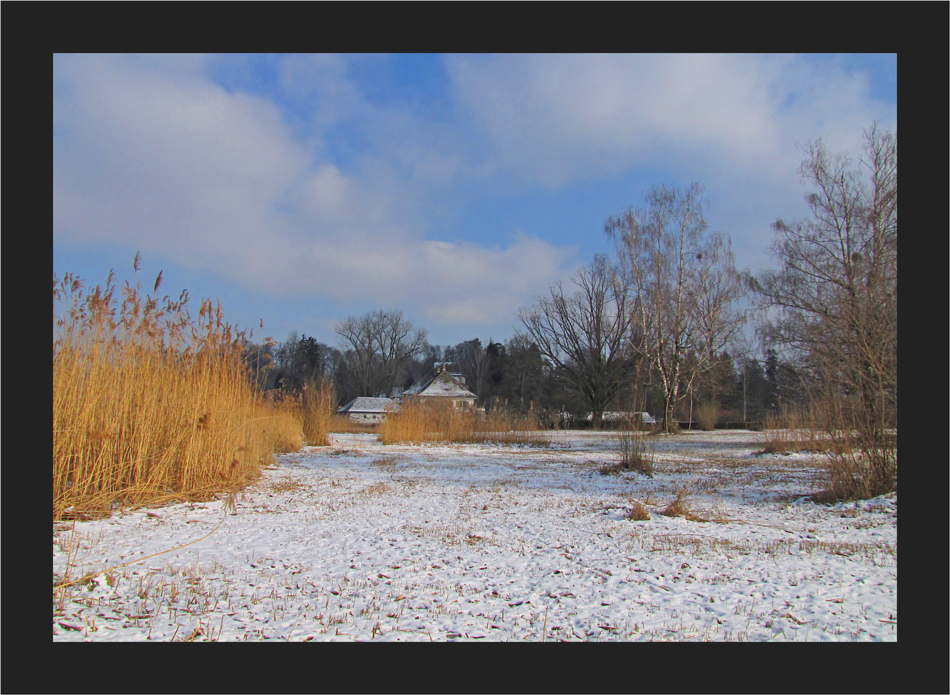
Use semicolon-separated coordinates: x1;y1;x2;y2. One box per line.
337;397;396;423
560;411;656;426
400;364;477;409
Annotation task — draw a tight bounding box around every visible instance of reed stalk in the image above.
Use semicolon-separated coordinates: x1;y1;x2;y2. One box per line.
378;400;547;446
53;259;303;520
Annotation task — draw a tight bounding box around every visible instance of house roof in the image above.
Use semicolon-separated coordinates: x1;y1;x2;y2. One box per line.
408;368;476;400
338;397;396;414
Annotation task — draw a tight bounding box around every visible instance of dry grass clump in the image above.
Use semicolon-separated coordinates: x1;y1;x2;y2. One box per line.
614;428;655;476
626;500;651;521
53;257;303;521
378;400;548;446
660;486;707;522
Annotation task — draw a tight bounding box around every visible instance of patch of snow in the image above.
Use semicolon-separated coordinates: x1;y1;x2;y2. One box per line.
53;430;896;642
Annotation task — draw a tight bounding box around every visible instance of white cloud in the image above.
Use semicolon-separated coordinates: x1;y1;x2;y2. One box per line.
54;54;309;261
446;54;775;186
54;53;893;342
443;53;895;280
446;53;893;189
53;54;577;338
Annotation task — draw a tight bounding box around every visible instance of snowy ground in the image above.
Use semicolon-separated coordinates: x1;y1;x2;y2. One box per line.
53;429;896;641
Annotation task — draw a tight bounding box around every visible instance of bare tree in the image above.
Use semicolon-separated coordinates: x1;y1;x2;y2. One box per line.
335;309;428;397
605;183;745;432
502;334;547;411
451;338;490;402
753;124;897;474
517;255;634;427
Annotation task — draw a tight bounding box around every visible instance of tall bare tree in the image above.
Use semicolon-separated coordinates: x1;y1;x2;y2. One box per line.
753;124;897;456
518;255;634;427
605;183;745;431
502;334;548;411
335;309;428;397
450;338;490;402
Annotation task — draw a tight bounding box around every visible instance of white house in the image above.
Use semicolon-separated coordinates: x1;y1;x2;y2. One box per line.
337;396;396;423
400;365;477;409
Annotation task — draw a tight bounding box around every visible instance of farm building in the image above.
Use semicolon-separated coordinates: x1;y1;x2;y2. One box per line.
337;397;396;423
400;365;477;409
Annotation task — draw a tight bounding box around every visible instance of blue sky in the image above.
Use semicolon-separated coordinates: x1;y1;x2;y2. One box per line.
53;53;896;349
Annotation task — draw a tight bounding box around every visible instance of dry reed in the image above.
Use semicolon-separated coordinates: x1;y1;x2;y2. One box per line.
696;400;719;431
660;486;707;522
269;381;336;446
53;258;304;520
378;400;548;446
328;415;379;434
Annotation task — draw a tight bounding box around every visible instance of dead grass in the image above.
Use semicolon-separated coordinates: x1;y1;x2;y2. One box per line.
266;478;307;493
328;415;380;434
370;456;402;472
378;400;549;446
634;531;895;568
760;406;897;501
758;409;842;456
660;486;708;522
696;400;718;431
627;500;651;521
53;257;304;521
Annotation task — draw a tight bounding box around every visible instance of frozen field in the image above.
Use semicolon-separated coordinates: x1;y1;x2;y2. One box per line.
53;429;896;641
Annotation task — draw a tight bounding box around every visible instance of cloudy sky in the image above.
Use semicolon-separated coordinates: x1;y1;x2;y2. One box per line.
53;53;896;349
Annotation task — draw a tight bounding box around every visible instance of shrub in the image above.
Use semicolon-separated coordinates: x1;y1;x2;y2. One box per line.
696;400;718;431
808;399;897;502
601;428;654;477
759;401;896;500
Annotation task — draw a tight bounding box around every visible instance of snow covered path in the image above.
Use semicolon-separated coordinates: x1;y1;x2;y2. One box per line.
53;430;896;641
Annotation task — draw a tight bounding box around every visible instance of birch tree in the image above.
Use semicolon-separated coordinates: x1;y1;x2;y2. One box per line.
605;183;745;432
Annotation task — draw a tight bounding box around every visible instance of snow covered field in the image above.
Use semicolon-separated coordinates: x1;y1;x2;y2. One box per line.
53;429;896;641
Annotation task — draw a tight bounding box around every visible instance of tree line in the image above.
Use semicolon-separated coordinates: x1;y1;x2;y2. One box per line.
243;123;896;446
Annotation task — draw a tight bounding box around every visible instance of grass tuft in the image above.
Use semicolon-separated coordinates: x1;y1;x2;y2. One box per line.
660;486;707;522
627;500;651;521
